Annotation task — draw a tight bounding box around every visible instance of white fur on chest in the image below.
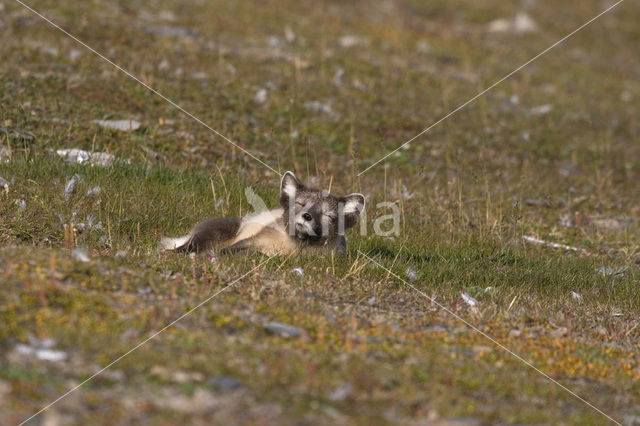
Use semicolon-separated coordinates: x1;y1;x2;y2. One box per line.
231;208;285;243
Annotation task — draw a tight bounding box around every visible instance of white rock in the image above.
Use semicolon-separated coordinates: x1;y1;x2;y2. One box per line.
72;247;90;262
68;48;82;62
339;35;368;48
514;12;538;33
571;291;583;303
56;148;115;167
15;343;67;362
253;88;268;104
328;384;352;401
530;104;553;116
303;101;333;115
333;68;344;86
406;267;418;281
0;176;10;189
489;12;538;34
86;186;102;196
461;291;478;307
36;349;67;362
415;40;430;53
190;71;207;80
92;119;141;131
284;26;295;43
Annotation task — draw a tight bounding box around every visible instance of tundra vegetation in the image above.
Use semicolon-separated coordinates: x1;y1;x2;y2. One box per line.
1;0;639;424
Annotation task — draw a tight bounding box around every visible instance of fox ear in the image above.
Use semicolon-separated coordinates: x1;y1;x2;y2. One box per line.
340;193;365;229
280;171;304;207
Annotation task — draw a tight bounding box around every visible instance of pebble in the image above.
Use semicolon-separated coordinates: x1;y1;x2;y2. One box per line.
91;119;141;132
253;88;268;104
71;247;90;262
405;266;418;281
264;321;303;338
208;375;244;391
328;384;352;401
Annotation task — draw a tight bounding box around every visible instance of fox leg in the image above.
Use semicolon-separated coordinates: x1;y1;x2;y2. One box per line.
219;238;255;254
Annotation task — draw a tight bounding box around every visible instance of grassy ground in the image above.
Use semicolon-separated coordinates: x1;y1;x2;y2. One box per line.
1;0;639;424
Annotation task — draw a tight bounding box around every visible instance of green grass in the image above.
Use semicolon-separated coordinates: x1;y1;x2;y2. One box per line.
1;0;640;424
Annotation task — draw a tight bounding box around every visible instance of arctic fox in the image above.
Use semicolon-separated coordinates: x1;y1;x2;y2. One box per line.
160;171;365;255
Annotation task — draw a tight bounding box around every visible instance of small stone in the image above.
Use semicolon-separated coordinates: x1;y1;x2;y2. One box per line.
0;380;11;400
253;88;268;104
592;217;625;230
461;291;478;307
415;40;430;53
596;266;628;277
472;345;492;355
333;68;344;86
530;104;553;116
137;286;152;295
303;101;333;115
513;12;538;33
86;186;102;196
208;375;244;391
68;48;82;62
559;213;572;227
57;149;115;166
405;266;418;281
338;35;368;48
72;247;90;262
488;12;538;34
290;267;304;276
424;324;447;333
328;383;352;401
36;348;67;362
571;291;583;303
550;327;568;338
264;321;303;338
284;26;295;43
440;418;482;426
190;71;207;80
92;119;141;131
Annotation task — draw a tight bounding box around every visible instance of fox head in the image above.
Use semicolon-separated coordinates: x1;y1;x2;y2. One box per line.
279;171;365;244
